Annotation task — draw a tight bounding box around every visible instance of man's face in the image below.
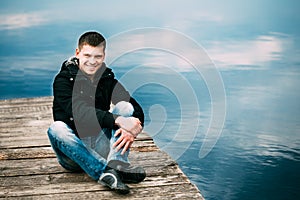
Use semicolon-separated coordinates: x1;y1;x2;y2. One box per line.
75;44;105;78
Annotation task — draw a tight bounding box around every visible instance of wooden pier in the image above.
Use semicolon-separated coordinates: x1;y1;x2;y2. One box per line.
0;97;203;199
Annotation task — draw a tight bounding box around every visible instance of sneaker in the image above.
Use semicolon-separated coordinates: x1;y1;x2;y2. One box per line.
98;168;130;194
116;164;146;183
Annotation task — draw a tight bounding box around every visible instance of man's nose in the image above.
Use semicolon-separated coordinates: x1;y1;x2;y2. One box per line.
89;57;96;64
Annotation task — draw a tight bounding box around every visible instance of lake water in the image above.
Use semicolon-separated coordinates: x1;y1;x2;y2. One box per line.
1;1;300;199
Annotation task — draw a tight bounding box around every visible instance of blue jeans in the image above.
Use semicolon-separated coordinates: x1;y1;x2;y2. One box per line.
47;102;134;181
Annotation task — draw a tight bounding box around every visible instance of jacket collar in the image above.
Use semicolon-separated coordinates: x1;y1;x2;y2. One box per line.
62;57;114;81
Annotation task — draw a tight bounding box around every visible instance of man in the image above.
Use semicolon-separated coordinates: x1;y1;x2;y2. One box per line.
47;31;146;194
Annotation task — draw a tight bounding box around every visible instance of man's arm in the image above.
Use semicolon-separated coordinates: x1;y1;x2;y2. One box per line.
109;79;144;153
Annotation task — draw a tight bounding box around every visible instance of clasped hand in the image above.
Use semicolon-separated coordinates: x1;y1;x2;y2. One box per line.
113;116;142;155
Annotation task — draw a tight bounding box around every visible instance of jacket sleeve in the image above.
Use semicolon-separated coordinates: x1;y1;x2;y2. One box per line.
130;97;145;127
111;79;145;127
53;73;73;117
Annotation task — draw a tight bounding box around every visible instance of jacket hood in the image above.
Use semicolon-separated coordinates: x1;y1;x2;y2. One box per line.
61;56;114;81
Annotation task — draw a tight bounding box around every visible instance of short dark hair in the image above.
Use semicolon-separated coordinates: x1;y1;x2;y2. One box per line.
78;31;106;50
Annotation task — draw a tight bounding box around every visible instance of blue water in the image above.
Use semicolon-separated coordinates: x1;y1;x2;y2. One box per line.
1;1;300;199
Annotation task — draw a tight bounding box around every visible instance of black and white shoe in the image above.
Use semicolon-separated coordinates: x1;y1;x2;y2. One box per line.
98;169;130;194
116;165;146;183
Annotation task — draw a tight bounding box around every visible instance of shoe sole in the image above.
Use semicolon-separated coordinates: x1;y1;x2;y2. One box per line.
98;180;130;195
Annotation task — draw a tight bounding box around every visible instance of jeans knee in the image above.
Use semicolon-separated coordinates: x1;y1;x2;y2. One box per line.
48;121;75;140
48;121;67;134
49;121;66;131
111;101;134;117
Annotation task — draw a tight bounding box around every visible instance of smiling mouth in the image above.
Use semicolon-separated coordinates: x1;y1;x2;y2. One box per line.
86;66;97;70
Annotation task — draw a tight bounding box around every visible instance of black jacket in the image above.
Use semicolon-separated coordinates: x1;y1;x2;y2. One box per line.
52;57;144;138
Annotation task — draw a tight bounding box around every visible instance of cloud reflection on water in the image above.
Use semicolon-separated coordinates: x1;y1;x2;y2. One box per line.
0;12;48;30
207;33;291;69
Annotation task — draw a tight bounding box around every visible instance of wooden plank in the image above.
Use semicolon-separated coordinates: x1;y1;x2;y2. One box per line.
0;173;188;192
1;181;202;200
33;184;202;200
0;128;50;135
1;188;202;200
0;146;55;160
0;120;52;128
0;144;160;161
0;138;51;149
0;160;178;179
0;151;177;177
0;130;152;142
0;120;51;129
0;137;157;150
0;130;154;149
0;105;52;115
0;143;159;160
0;165;184;187
0;96;53;106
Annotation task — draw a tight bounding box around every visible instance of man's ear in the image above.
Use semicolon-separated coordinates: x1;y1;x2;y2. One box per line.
75;48;80;57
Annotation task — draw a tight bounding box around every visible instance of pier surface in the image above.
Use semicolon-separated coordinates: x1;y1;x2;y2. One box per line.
0;97;203;199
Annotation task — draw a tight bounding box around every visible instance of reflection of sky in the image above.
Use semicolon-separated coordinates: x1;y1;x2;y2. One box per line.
1;1;300;199
1;0;299;65
1;0;300;33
